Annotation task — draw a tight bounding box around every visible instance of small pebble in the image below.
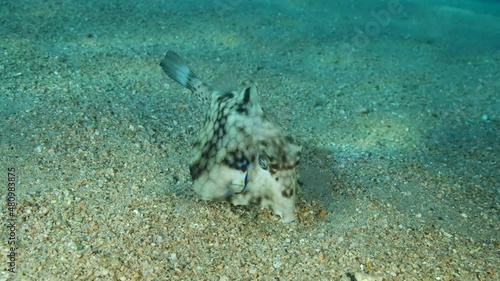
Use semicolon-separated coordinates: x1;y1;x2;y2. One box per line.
359;107;371;114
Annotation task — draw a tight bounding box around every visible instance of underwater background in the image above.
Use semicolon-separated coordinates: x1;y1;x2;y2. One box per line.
1;0;498;280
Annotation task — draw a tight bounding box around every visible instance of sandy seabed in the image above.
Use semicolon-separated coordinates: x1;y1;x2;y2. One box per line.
1;0;498;280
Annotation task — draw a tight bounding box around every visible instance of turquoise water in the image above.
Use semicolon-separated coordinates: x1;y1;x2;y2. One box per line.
1;0;498;279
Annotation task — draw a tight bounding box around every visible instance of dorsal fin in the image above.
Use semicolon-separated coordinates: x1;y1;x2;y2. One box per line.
211;69;238;94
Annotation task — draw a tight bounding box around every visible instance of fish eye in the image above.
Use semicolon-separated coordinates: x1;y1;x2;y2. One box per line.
258;155;268;169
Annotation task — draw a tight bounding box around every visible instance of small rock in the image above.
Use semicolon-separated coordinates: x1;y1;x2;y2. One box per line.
354;272;385;281
40;207;49;217
359;107;371;114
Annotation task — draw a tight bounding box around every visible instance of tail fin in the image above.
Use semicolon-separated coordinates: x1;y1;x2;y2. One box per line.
160;51;198;92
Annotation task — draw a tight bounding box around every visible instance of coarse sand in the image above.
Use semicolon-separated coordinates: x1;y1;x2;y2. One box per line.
1;0;498;280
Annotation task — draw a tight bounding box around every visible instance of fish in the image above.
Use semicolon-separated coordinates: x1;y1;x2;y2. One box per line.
160;51;301;222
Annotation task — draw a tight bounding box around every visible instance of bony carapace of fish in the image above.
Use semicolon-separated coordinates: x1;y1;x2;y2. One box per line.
160;51;301;222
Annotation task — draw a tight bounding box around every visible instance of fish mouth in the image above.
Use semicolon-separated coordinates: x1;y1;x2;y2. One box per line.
241;161;297;222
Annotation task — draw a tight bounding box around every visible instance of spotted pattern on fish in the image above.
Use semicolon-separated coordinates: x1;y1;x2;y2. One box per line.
160;51;301;222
